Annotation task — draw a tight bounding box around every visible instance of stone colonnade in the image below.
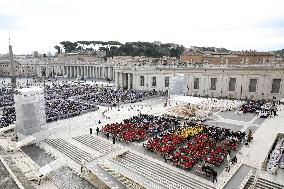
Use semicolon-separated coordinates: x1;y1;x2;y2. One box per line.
37;65;115;80
115;72;134;90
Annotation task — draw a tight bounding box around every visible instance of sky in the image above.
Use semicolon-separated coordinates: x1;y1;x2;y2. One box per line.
0;0;284;54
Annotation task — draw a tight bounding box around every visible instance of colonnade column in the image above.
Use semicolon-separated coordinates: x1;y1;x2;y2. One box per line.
98;67;100;78
112;67;116;79
132;73;136;90
92;66;94;78
72;66;74;77
116;72;120;88
87;66;89;77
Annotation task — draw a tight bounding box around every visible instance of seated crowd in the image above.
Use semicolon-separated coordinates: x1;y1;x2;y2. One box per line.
0;82;160;127
146;122;245;175
196;98;244;112
238;100;279;117
239;100;265;113
44;83;100;100
1;99;98;126
0;87;14;107
267;137;284;174
101;114;178;142
0;95;14;107
0;107;16;128
44;83;160;107
44;82;160;104
0;87;14;96
79;88;160;106
45;99;97;122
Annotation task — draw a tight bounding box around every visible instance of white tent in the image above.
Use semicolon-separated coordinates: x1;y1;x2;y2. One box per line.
169;95;206;105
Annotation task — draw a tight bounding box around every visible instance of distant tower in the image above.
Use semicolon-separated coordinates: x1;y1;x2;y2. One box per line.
9;39;17;89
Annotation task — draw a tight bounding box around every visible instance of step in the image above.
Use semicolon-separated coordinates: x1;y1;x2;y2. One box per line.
112;151;214;189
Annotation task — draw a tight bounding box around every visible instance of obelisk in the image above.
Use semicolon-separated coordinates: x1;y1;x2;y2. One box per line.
9;43;17;89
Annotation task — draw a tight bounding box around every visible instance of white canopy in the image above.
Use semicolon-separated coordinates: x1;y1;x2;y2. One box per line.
169;95;206;105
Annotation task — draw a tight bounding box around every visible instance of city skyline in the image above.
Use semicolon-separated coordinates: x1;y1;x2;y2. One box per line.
0;0;284;54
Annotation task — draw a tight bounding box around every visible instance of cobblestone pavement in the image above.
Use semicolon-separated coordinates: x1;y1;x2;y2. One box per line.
21;144;55;167
0;160;19;189
22;145;98;189
49;166;97;189
2;89;283;189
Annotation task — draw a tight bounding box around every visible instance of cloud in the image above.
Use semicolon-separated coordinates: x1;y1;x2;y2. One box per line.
0;14;22;30
0;0;284;54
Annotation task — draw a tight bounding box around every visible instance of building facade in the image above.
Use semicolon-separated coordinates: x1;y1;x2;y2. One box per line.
0;55;116;80
180;53;274;65
115;65;284;100
1;53;283;101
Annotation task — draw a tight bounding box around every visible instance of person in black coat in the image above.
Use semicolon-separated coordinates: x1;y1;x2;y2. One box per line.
112;135;116;144
212;170;217;183
96;127;99;135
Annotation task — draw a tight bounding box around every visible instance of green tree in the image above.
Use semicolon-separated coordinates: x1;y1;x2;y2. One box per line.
60;41;78;53
54;45;61;53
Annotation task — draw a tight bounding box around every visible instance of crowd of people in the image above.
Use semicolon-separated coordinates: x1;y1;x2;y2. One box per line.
267;137;284;174
0;95;14;107
78;88;160;106
238;100;279;118
196;98;244;112
146;122;246;177
44;83;161;106
0;107;16;128
44;83;101;100
0;82;161;127
0;87;14;107
101;114;179;142
0;87;16;128
45;99;97;122
238;100;266;114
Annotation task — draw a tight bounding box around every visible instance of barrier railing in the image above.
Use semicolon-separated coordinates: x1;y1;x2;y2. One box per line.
238;169;254;189
248;170;259;189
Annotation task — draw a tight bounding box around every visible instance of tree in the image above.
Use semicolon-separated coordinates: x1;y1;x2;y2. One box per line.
54;45;61;53
56;40;185;58
60;41;78;53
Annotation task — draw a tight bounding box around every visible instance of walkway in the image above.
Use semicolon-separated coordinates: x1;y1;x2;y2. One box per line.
217;105;284;188
223;165;253;189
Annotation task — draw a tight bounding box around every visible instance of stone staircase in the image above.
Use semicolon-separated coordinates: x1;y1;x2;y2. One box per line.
45;138;94;164
99;164;145;189
48;166;95;189
111;151;215;189
244;175;284;189
73;134;120;155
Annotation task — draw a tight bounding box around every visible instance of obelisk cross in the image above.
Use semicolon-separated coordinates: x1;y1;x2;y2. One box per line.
9;38;17;89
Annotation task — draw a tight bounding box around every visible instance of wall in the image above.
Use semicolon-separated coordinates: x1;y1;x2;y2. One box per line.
180;54;274;64
117;66;284;100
